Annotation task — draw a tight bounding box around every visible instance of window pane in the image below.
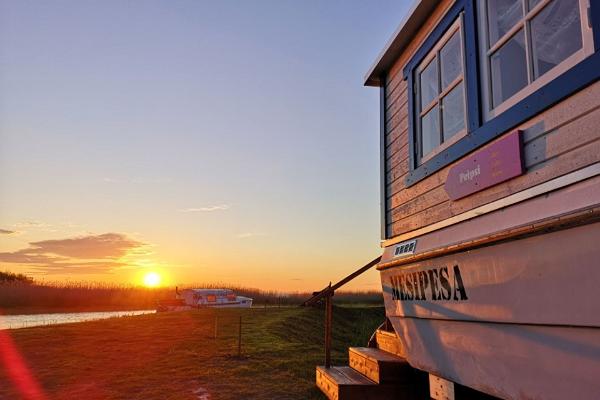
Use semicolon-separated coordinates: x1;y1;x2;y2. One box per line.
421;106;440;157
487;0;523;46
420;59;438;109
442;82;465;141
440;31;463;89
531;0;582;79
490;29;528;108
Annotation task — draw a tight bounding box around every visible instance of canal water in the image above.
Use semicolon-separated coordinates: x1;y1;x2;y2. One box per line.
0;309;156;330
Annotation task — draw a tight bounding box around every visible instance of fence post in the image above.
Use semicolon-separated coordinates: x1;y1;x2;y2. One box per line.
238;315;242;357
325;284;333;368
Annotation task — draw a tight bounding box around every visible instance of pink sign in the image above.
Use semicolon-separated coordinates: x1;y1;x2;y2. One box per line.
444;130;523;201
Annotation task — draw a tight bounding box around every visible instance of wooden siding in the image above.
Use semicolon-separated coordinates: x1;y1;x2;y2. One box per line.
383;1;600;239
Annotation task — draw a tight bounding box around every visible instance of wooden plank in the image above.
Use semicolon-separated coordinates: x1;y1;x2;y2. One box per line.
515;81;600;145
542;105;600;161
386;91;408;123
385;71;406;100
386;141;409;169
386;149;409;173
385;118;408;148
386;78;407;105
389;137;600;236
386;121;408;148
316;365;424;400
386;136;403;158
317;366;374;386
386;108;408;135
386;160;409;186
389;185;448;224
349;347;411;384
316;366;375;400
386;90;600;225
387;171;409;198
438;114;600;217
389;168;448;208
375;330;405;358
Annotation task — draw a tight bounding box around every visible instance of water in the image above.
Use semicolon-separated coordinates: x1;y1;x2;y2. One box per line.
0;309;156;330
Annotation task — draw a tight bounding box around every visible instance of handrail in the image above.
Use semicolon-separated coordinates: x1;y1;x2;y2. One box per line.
301;256;382;307
302;255;382;368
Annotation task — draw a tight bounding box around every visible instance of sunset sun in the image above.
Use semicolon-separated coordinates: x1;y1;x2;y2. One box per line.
143;272;161;287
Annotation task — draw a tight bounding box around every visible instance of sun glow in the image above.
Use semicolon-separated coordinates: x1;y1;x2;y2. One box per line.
143;272;161;287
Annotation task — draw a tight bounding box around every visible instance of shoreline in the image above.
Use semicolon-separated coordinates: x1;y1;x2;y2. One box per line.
0;305;157;316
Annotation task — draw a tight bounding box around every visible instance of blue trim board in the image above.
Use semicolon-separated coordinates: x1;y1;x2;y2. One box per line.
463;0;481;133
402;0;466;79
401;0;600;187
592;1;600;52
380;84;388;240
405;51;600;186
406;72;417;172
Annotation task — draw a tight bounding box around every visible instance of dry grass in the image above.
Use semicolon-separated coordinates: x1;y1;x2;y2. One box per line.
0;306;385;399
0;282;171;315
0;281;382;315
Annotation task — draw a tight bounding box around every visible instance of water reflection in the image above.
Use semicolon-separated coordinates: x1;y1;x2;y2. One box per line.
0;310;155;330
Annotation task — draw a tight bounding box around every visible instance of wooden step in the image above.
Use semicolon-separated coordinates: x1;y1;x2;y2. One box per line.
316;366;418;400
375;329;405;357
316;366;375;400
348;347;412;384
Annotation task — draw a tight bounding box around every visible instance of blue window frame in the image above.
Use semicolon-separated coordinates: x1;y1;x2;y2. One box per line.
403;0;600;187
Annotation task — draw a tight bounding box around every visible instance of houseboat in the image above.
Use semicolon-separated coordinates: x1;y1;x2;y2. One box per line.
317;0;600;399
158;288;253;311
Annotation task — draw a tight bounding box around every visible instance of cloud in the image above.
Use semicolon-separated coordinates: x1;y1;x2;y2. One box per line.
179;204;230;213
13;221;52;228
28;233;145;259
236;232;266;239
103;177;171;184
11;220;57;233
0;229;16;235
0;233;146;275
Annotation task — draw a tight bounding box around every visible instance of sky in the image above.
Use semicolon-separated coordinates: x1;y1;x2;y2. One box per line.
0;0;411;291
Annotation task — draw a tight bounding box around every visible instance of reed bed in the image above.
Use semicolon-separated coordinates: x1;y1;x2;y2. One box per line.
0;273;382;314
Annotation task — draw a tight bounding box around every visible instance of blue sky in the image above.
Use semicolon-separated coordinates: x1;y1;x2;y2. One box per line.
0;0;411;290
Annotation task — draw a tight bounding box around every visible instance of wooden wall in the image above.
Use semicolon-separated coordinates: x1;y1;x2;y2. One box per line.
383;1;600;240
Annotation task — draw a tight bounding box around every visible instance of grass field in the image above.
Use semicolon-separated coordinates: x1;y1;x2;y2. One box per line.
0;305;385;399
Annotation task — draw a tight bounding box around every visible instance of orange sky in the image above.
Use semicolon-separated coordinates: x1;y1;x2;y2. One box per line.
0;1;410;292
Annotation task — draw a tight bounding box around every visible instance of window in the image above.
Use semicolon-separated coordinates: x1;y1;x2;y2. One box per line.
402;0;599;187
416;18;467;164
478;0;595;120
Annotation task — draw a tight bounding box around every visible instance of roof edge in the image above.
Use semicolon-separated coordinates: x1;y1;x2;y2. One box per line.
363;0;441;87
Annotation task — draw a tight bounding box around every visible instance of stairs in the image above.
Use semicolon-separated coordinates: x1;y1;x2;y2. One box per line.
373;329;404;358
316;328;429;400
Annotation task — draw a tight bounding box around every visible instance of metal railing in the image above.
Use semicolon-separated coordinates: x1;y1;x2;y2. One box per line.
302;256;381;368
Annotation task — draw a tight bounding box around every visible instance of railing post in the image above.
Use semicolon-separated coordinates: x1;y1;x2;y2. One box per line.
325;284;333;368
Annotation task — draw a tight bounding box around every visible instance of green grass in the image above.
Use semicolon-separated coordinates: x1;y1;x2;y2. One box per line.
0;305;385;399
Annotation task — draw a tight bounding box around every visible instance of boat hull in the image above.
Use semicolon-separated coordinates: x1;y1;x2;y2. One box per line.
198;301;253;308
380;221;600;399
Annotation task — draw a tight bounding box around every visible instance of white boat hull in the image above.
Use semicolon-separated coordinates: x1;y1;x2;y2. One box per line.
198;301;253;308
380;222;600;399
